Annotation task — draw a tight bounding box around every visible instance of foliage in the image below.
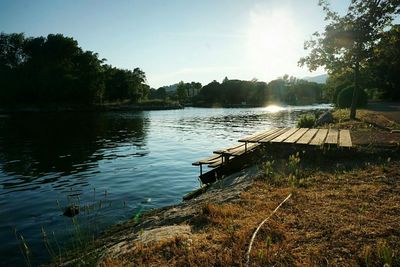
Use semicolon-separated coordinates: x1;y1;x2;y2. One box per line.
296;113;316;128
369;25;400;100
149;87;167;100
287;152;301;187
262;160;275;180
299;0;400;118
0;33;149;106
378;240;393;266
337;86;368;108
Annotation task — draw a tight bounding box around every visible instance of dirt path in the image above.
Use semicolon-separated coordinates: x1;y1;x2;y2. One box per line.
367;102;400;123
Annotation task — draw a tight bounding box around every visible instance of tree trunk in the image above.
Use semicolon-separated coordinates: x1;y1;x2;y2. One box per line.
350;53;360;120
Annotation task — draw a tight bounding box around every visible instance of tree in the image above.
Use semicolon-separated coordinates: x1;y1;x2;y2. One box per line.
369;24;400;100
176;81;187;103
299;0;400;119
0;33;149;106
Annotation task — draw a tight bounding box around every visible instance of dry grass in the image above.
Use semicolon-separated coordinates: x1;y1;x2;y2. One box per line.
100;157;400;267
330;109;400;147
332;109;400;130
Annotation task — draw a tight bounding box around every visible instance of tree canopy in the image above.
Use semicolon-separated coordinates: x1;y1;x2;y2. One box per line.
299;0;400;118
0;33;149;106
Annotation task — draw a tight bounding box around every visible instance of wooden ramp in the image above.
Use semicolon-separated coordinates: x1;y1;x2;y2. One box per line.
192;127;353;175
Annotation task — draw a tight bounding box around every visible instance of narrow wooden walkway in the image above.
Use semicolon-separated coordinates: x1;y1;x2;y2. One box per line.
192;127;352;174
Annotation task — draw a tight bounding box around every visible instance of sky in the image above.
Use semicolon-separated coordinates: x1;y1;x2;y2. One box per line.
0;0;350;88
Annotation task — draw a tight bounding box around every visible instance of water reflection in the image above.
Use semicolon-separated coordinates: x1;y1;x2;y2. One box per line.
0;112;148;192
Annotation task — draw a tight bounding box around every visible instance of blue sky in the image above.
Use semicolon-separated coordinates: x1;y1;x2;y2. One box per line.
0;0;350;88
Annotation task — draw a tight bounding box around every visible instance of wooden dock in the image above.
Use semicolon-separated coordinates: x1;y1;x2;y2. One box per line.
192;127;352;175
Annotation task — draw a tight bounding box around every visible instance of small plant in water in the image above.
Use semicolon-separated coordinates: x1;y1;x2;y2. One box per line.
132;206;144;223
14;229;32;267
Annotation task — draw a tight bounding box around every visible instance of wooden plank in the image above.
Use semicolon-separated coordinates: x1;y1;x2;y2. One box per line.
309;129;328;146
215;142;260;157
248;128;281;142
213;143;244;155
325;128;339;145
208;157;224;167
192;154;221;166
284;128;309;143
259;128;291;143
271;128;300;143
339;129;352;147
230;142;260;156
296;128;318;144
239;128;278;142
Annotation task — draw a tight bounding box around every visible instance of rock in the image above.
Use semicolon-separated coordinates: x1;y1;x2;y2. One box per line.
63;205;80;217
137;225;192;245
315;111;334;126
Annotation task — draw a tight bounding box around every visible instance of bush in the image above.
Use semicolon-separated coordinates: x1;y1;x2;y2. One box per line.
336;87;368;108
296;113;316;128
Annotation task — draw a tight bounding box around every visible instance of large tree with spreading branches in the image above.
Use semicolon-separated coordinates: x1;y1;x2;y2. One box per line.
299;0;400;119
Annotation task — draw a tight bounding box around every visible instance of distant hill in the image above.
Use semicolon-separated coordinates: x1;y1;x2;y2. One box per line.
303;74;328;84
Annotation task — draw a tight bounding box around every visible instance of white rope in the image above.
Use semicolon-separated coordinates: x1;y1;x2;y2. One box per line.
245;193;292;266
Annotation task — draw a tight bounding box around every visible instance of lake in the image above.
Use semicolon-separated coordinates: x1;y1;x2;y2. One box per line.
0;105;332;266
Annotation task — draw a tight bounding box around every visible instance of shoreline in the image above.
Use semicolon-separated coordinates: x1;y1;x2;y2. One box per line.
0;103;183;114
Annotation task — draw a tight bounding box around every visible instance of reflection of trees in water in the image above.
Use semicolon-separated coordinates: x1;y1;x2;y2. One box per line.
0;112;148;189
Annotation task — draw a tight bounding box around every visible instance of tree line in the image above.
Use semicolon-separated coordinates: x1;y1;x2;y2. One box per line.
148;76;325;107
0;33;149;106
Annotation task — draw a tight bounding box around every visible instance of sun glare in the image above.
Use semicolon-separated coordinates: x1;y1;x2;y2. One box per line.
246;6;302;80
264;104;284;113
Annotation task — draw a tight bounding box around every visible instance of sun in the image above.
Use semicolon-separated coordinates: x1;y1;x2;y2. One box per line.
245;6;302;80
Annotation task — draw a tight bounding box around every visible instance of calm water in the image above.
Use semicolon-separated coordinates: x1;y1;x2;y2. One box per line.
0;105;331;266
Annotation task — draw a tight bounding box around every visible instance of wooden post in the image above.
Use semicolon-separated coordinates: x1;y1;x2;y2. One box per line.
200;164;203;176
224;155;229;164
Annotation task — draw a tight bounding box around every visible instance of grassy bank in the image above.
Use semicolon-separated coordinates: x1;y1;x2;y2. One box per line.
101;153;400;266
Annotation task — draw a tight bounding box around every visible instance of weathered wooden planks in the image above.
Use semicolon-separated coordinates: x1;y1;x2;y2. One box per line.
214;143;244;155
339;129;352;147
309;129;328;146
271;128;299;143
239;128;278;143
284;128;308;143
214;142;260;156
193;127;353;175
259;128;291;143
208;157;225;167
296;128;318;144
325;129;339;145
192;154;221;166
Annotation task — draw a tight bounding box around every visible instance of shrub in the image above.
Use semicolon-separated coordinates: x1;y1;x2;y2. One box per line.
336;87;368;108
296;113;316;128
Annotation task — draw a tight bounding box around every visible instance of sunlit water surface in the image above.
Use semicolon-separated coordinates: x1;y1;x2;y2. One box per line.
0;105;332;266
